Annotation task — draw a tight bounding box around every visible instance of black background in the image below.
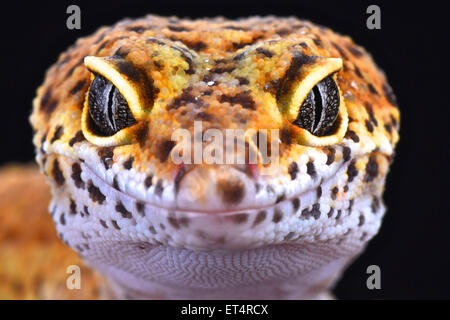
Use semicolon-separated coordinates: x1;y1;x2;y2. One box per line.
1;0;449;299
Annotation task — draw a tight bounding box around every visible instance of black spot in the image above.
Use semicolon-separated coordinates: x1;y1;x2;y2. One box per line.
50;126;64;143
313;38;323;48
69;198;77;214
347;45;364;57
253;210;267;226
353;65;363;78
52;159;65;186
288;162;299;180
166;88;197;110
371;197;380;213
83;206;90;216
292;198;300;212
343;185;349;192
71;163;84;189
59;213;66;225
99;219;108;229
365;119;374;133
347;160;358;182
311;204;321;220
144;175;153;188
70;80;86;95
156;140;176;162
233;51;247;61
216;177;245;204
384;123;392;134
276;52;317;100
342;147;351;162
210;66;236;74
232;40;255;49
195;112;213;121
364;156;379;182
365;103;379;127
256;47;274;58
316;186;322;198
113;46;131;58
326;147;336;165
168;216;180;229
327;207;334;218
276;28;292;36
306;161;316;178
148;225;157;234
331;187;339;200
331;42;349;60
383;83;397;106
98;147;114;169
69;131;85;146
189;41;207;52
154;180;164;197
116;201;132;219
280;127;293;145
115;60;141;82
136;121;148;148
231;213;249;224
349;199;354;212
112;176;120;190
40;88;58;115
390;114;398;128
87;180;105;204
358;215;365;227
136;202;145;216
111;220;121;230
237;77;249;85
272;209;283;223
335;210;342;219
301;204;321;220
345;130;360;143
123;157;134;170
276;193;286;203
219;91;256;110
360;232;368;242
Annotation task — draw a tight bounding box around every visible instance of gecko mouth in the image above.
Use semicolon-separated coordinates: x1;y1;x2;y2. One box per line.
76;155;347;215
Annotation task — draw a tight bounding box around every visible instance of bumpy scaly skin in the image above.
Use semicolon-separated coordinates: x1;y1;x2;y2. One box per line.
30;15;399;299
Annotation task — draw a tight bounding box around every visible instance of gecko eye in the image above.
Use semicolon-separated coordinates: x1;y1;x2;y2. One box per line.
88;74;137;136
293;75;340;136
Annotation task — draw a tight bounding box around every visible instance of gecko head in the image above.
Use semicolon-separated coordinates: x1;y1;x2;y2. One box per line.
30;17;399;296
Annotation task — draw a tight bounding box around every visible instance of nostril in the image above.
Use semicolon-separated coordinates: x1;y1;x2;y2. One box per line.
216;176;245;205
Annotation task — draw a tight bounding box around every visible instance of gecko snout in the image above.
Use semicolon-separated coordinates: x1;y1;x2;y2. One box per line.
173;164;258;212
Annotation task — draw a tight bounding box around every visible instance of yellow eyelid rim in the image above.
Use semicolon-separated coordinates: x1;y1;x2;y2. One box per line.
81;56;149;147
84;56;148;120
283;57;343;121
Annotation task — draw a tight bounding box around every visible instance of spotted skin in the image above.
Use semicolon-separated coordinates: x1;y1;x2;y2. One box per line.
30;15;399;299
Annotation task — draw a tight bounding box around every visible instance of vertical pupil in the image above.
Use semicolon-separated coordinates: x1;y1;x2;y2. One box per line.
311;86;323;134
88;75;137;136
293;75;340;136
